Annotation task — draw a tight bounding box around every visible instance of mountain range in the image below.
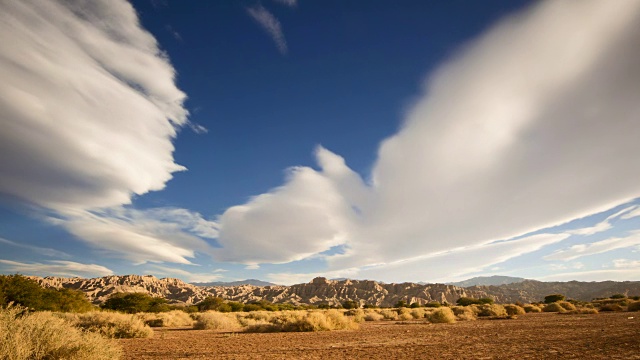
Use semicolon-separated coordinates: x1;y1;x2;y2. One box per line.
29;275;640;307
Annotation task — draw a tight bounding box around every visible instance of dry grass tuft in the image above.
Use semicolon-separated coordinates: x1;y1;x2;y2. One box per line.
363;309;384;321
523;304;541;313
138;310;194;327
193;311;242;331
474;304;508;317
452;306;477;321
243;310;358;332
0;306;122;360
379;309;399;320
599;303;624;312
427;307;456;323
410;308;428;319
75;311;153;338
543;302;566;313
504;304;526;316
397;308;413;321
628;301;640;312
557;301;577;311
345;309;366;323
560;308;599;315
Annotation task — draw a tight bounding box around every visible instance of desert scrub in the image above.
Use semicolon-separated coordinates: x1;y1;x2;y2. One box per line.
452;306;477;321
542;302;566;313
523;304;541;313
138;310;194;327
363;309;384;321
379;309;399;320
75;311;153;338
0;306;121;360
475;304;508;317
598;303;624;312
560;308;599;315
345;309;365;323
397;307;413;321
193;311;242;330
628;301;640;312
427;307;456;323
504;304;526;316
557;301;576;311
410;307;428;319
245;310;358;332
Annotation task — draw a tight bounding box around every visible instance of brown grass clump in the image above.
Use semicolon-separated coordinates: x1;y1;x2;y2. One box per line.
344;309;366;323
410;308;428;319
628;301;640;312
193;311;242;331
244;310;358;332
543;303;566;313
138;310;194;327
560;308;599;315
0;306;122;360
475;304;508;317
75;311;154;338
557;301;577;311
363;309;384;321
452;306;477;321
504;304;526;316
397;308;414;321
380;309;399;320
598;304;624;312
427;307;456;323
523;304;541;313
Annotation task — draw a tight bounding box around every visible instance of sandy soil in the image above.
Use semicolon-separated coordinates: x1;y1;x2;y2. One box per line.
120;312;640;359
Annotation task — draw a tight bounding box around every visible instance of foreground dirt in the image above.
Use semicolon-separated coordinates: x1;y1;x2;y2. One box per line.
120;312;640;359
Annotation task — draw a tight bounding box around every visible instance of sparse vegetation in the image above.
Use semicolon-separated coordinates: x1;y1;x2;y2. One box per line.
74;311;154;338
193;311;242;330
544;294;565;304
0;274;94;312
456;297;494;306
474;304;507;317
0;305;122;359
452;306;477;321
523;304;541;313
427;307;456;323
543;302;566;313
504;304;525;316
138;310;194;327
628;301;640;312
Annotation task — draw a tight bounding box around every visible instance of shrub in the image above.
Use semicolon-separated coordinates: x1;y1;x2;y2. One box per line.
344;309;365;323
427;307;456;323
504;304;526;316
599;304;624;312
409;302;421;308
193;311;242;330
0;305;121;359
196;297;226;312
560;308;599;315
610;294;626;299
244;310;358;332
101;293;168;314
380;309;398;320
410;308;428;319
557;301;576;311
544;294;565;304
542;303;566;313
397;308;413;321
628;301;640;312
363;310;384;321
523;304;541;313
452;306;476;321
394;300;408;308
456;297;493;306
0;275;94;312
342;300;359;309
475;304;507;317
138;310;194;327
74;311;153;338
425;302;441;308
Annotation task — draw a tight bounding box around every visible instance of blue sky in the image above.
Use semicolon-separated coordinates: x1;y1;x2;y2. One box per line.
1;0;639;285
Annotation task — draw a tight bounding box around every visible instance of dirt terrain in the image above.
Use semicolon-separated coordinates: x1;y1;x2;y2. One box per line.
120;312;640;359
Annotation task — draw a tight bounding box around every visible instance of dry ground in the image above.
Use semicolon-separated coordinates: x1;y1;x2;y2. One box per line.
120;312;640;359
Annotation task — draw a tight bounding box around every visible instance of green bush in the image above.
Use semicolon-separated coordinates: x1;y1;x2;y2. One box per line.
196;297;226;311
0;274;94;312
456;297;494;306
342;300;359;309
394;300;408;308
544;294;565;304
610;294;626;299
425;302;441;308
101;292;168;314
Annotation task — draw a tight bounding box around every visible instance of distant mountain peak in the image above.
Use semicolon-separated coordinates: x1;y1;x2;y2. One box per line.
191;279;277;287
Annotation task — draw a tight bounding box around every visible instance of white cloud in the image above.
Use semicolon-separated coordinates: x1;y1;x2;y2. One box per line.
214;0;640;280
0;237;70;258
0;259;113;277
246;4;288;54
621;206;640;220
58;207;218;264
146;264;224;283
544;231;640;261
613;259;640;269
538;268;639;282
273;0;297;7
567;205;638;236
0;0;188;212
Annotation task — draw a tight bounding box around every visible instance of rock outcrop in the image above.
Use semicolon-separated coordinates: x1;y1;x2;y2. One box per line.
30;275;640;306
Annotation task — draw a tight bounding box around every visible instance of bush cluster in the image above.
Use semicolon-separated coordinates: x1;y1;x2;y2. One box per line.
0;274;94;312
456;297;494;306
101;292;169;313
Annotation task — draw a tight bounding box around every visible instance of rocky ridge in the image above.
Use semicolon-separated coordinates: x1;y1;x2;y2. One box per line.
30;275;640;306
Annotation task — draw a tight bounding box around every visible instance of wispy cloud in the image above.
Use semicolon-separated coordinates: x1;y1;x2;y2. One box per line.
544;231;640;261
214;0;640;281
246;4;288;54
538;268;639;281
0;259;113;277
0;237;70;258
273;0;297;7
612;259;640;269
0;0;188;212
567;205;637;236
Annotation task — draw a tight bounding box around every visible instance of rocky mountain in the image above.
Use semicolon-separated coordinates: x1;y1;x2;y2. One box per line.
191;279;277;287
448;275;527;287
30;275;640;306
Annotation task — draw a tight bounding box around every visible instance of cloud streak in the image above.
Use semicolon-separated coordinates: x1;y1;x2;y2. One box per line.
0;259;113;277
214;0;640;279
0;237;70;258
544;231;640;261
246;4;288;54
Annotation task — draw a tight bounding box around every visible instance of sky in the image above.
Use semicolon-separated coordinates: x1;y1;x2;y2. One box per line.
1;0;639;285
